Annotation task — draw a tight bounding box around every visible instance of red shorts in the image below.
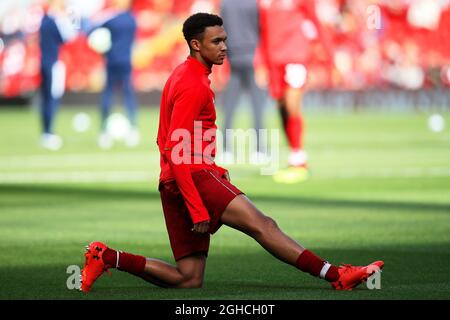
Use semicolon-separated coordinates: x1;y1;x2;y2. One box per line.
159;168;243;261
268;63;308;99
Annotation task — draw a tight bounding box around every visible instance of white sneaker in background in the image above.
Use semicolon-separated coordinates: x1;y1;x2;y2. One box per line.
125;128;141;147
40;133;63;151
98;132;113;149
288;150;308;167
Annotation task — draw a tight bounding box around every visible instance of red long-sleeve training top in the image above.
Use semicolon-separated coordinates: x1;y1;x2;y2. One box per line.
157;56;227;224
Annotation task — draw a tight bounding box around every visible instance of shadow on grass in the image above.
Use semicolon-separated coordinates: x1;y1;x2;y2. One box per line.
0;184;159;201
251;194;450;215
1;184;449;214
1;246;449;300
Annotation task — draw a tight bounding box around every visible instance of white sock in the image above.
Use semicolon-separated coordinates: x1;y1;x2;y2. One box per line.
319;262;332;279
288;150;307;167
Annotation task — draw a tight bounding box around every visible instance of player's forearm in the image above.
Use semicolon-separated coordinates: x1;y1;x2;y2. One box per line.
165;151;210;224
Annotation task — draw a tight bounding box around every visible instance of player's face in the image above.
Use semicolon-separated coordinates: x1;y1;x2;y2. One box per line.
198;26;227;66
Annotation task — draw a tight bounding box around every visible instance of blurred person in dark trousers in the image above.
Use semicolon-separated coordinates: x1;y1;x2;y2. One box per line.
92;0;139;149
220;0;268;164
39;0;77;150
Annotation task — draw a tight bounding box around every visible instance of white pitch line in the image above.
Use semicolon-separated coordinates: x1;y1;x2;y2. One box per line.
0;152;160;169
0;167;450;184
313;167;450;179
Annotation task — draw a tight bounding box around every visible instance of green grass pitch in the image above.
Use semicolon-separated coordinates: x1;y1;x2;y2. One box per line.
0;105;449;300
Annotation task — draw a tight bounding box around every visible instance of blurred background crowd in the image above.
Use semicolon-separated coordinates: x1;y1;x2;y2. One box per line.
0;0;450;101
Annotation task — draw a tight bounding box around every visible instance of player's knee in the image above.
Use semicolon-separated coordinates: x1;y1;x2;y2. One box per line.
179;276;203;288
263;216;279;232
188;277;203;288
251;215;278;238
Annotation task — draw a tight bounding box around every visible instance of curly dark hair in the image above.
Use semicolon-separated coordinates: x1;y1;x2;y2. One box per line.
182;13;223;48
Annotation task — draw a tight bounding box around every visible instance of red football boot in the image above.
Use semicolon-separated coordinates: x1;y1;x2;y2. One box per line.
80;241;111;293
331;260;384;290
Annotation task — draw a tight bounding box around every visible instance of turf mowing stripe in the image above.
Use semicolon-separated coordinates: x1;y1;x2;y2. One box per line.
0;171;156;183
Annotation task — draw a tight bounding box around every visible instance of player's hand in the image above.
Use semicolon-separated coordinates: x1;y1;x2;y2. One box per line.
223;171;230;182
192;220;210;234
